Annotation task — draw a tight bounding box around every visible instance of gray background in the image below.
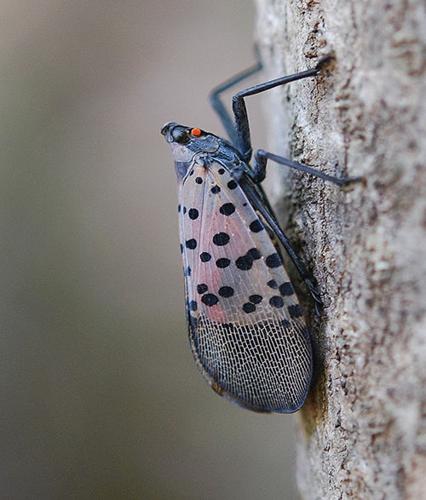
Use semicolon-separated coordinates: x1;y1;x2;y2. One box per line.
1;1;298;498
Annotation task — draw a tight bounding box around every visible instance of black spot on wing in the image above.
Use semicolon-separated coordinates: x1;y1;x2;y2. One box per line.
216;258;231;268
267;279;278;289
219;203;236;216
247;248;261;260
218;286;234;298
188;208;199;220
288;304;303;318
249;294;263;304
235;247;262;271
249;220;264;233
200;252;211;262
185;239;197;250
213;232;230;246
201;294;219;307
280;319;291;328
279;282;294;296
197;284;208;294
242;302;256;313
236;255;253;271
265;253;282;268
270;296;284;308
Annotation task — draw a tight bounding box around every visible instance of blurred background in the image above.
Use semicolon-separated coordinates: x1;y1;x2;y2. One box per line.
1;1;298;498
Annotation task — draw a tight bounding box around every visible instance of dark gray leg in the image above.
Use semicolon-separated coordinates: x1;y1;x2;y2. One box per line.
252;149;364;186
232;56;332;163
209;52;262;146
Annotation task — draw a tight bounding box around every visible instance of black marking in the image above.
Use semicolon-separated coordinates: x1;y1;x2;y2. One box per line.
288;304;303;318
270;296;284;308
216;257;231;268
180;244;183;254
218;168;225;174
213;232;230;246
242;302;256;313
267;279;278;289
265;253;282;268
184;266;191;277
178;204;181;213
219;202;236;216
189;300;197;311
190;170;194;176
236;255;253;271
227;180;238;190
183;206;187;214
249;219;264;233
211;185;221;194
195;177;203;184
201;293;219;307
247;248;261;260
249;294;263;304
200;252;211;262
188;208;199;220
197;284;208;294
279;282;294;296
185;239;197;250
218;286;234;298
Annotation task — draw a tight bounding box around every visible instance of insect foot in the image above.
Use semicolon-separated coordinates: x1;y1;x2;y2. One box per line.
338;175;367;192
304;278;323;315
315;54;336;72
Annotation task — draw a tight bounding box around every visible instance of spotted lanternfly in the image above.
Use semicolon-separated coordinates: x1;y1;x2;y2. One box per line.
161;53;360;413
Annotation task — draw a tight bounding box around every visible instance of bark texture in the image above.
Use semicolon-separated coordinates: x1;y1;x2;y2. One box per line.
255;1;426;499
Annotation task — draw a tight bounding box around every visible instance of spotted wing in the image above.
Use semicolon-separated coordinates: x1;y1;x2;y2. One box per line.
178;157;312;413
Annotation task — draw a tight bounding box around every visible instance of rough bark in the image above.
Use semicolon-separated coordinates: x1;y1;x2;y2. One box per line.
255;1;426;499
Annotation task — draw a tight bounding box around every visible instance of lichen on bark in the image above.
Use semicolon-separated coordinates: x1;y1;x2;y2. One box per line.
255;1;426;498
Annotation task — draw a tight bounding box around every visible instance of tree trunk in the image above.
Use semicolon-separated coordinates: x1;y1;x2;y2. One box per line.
255;1;426;498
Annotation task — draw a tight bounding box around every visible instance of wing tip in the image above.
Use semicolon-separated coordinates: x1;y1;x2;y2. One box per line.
189;316;313;414
210;379;312;414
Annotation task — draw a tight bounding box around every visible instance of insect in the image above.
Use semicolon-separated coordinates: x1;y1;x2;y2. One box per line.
161;52;360;413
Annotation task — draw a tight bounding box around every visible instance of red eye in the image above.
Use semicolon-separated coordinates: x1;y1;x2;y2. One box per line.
191;128;202;137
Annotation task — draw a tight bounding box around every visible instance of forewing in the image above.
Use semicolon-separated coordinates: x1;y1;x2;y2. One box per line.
178;158;312;413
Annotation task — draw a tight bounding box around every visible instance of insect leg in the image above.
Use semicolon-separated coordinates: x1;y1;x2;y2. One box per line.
232;56;332;163
209;50;262;146
251;149;364;186
241;179;323;312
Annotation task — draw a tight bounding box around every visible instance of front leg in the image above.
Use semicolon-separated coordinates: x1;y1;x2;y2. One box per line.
209;53;262;147
232;56;333;163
